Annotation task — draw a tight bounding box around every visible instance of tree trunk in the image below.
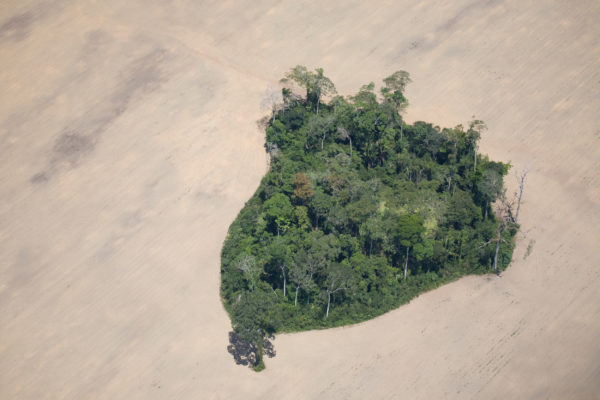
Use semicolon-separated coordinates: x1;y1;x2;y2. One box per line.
295;286;299;306
326;291;331;318
280;265;286;296
349;137;352;158
256;340;263;367
493;226;504;271
493;238;501;271
316;94;320;115
515;191;523;223
321;132;325;150
404;246;409;279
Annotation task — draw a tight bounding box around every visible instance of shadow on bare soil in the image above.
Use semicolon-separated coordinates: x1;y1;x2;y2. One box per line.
227;332;276;368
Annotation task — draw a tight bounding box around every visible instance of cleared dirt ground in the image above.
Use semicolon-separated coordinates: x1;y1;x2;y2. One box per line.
1;1;599;398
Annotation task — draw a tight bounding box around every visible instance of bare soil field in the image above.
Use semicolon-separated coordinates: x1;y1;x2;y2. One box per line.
1;1;599;398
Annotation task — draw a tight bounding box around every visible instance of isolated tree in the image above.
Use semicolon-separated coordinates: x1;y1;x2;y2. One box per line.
324;263;352;318
395;213;425;279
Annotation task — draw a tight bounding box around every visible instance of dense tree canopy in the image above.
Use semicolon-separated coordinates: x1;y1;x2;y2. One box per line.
221;66;517;369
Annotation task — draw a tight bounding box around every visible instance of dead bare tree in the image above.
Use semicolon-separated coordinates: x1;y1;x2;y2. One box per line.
261;86;283;123
324;263;352;318
337;127;352;158
236;254;260;292
479;193;516;271
514;168;529;223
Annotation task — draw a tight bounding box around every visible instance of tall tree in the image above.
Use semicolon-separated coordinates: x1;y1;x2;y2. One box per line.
381;70;411;114
324;263;352;318
478;169;503;220
479;194;516;270
268;237;294;297
467;119;486;171
280;65;312;99
395;213;425;279
312;67;336;114
290;248;321;306
236;254;261;292
280;65;336;114
306;113;336;150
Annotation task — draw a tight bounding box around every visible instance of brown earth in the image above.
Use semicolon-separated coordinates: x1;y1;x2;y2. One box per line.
1;1;599;399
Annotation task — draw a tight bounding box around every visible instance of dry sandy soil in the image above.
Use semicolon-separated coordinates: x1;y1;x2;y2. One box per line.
1;0;599;399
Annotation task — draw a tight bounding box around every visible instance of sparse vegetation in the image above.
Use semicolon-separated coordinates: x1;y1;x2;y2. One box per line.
524;239;535;259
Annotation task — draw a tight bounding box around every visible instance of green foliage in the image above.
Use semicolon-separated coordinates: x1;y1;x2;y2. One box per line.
262;193;294;236
280;65;337;114
221;67;517;346
293;172;315;202
253;359;266;372
395;213;425;248
232;291;281;345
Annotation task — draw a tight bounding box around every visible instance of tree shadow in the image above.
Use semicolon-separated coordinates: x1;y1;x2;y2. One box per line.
227;331;276;368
